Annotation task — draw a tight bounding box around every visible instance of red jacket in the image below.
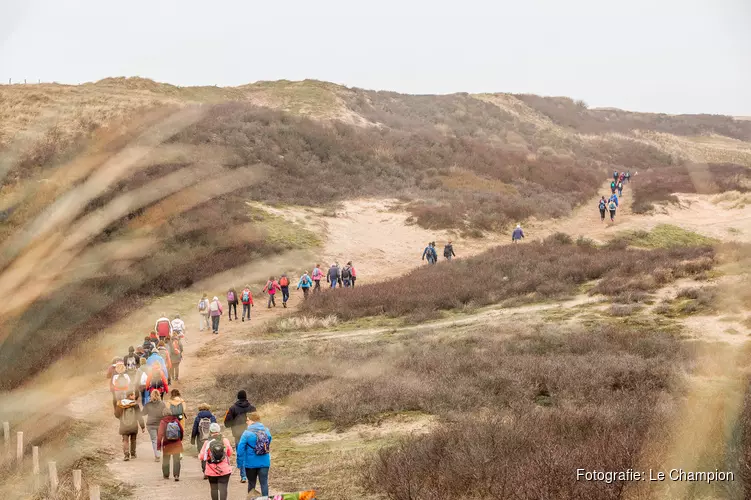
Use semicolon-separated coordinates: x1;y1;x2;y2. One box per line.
147;367;169;395
263;280;281;295
240;288;254;305
157;416;184;455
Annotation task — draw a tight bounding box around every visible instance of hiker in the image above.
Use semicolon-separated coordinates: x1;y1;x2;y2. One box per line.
617;181;624;197
123;347;139;379
223;390;257;483
311;264;323;293
297;271;313;299
198;293;211;331
444;241;456;261
227;288;239;321
625;170;631;183
200;423;233;499
148;330;159;348
146;360;169;400
110;360;131;410
279;274;290;308
157;404;185;481
167;388;186;422
341;263;354;288
350;262;357;287
598;197;607;222
619;172;626;183
613;170;619;182
157;344;173;383
263;277;281;308
155;314;173;343
191;403;218;472
106;357;121;380
609;193;619;208
143;389;167;461
114;391;145;461
146;345;168;378
210;296;223;334
422;243;436;265
168;333;184;382
512;224;524;243
236;412;272;497
610;181;616;194
171;314;186;339
327;263;341;288
135;358;150;403
239;285;254;321
608;198;617;222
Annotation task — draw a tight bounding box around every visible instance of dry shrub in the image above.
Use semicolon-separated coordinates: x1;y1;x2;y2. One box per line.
351;325;687;499
609;304;639;316
300;239;714;321
266;315;339;333
631;163;751;213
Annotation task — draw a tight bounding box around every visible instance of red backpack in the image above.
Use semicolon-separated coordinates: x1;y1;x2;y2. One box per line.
156;320;170;337
279;276;289;287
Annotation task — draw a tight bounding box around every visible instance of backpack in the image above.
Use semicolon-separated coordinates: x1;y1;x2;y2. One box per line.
609;201;616;210
209;300;219;312
198;298;208;312
302;275;312;286
207;438;226;464
170;402;184;417
227;291;235;303
341;267;352;280
124;355;138;372
598;200;606;210
150;367;164;390
312;268;321;278
171;340;181;357
156;320;170;337
165;421;181;441
242;290;250;302
198;418;212;441
443;245;451;257
254;430;270;455
279;276;289;287
122;406;137;428
112;374;130;392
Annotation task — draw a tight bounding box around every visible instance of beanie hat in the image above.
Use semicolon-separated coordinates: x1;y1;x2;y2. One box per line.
237;390;247;400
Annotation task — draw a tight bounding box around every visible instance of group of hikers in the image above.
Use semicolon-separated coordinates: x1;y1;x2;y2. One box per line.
195;262;358;334
108;322;280;499
598;170;633;223
422;240;456;264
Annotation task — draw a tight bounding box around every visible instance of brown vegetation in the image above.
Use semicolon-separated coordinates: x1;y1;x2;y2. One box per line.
298;236;714;321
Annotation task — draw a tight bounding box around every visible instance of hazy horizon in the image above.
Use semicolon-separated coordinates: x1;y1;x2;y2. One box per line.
1;0;749;116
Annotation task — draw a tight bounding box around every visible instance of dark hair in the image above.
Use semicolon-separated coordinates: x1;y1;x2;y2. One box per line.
171;389;181;397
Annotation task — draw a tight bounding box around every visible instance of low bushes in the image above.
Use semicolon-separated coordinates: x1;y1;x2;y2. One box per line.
299;238;715;321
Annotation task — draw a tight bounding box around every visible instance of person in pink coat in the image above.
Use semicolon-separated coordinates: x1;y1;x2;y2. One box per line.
199;423;233;499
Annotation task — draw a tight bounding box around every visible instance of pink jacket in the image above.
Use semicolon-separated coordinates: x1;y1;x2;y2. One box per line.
263;280;281;295
209;299;223;317
199;437;233;477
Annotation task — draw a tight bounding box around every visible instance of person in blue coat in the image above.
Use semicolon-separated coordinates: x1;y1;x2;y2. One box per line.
297;271;313;300
191;403;217;476
512;224;524;243
236;412;272;496
146;350;168;377
609;193;619;208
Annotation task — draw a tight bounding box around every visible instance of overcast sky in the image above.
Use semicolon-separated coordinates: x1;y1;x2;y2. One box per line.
1;0;749;115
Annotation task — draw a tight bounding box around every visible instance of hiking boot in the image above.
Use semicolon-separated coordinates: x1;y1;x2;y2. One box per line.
240;478;247;484
154;457;160;462
229;318;232;321
131;453;137;459
174;477;180;482
124;455;130;461
283;302;287;308
242;318;245;322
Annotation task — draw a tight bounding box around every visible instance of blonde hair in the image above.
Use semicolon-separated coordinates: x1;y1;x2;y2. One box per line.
150;389;161;401
247;411;261;422
198;403;211;411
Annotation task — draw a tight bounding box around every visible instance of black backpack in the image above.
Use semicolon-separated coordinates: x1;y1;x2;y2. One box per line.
342;267;352;280
207;439;226;464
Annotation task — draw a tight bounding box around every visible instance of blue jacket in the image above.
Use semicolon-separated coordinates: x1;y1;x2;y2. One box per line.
512;228;524;240
422;247;436;260
191;410;217;441
297;275;312;289
610;194;619;207
236;422;272;469
146;352;167;375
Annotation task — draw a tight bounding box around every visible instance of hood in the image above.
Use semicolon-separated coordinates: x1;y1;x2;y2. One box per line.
235;399;252;409
247;422;266;432
169;397;185;406
118;399;138;409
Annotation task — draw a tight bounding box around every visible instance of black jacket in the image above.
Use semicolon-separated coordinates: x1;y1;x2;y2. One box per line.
444;244;455;257
223;399;256;438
